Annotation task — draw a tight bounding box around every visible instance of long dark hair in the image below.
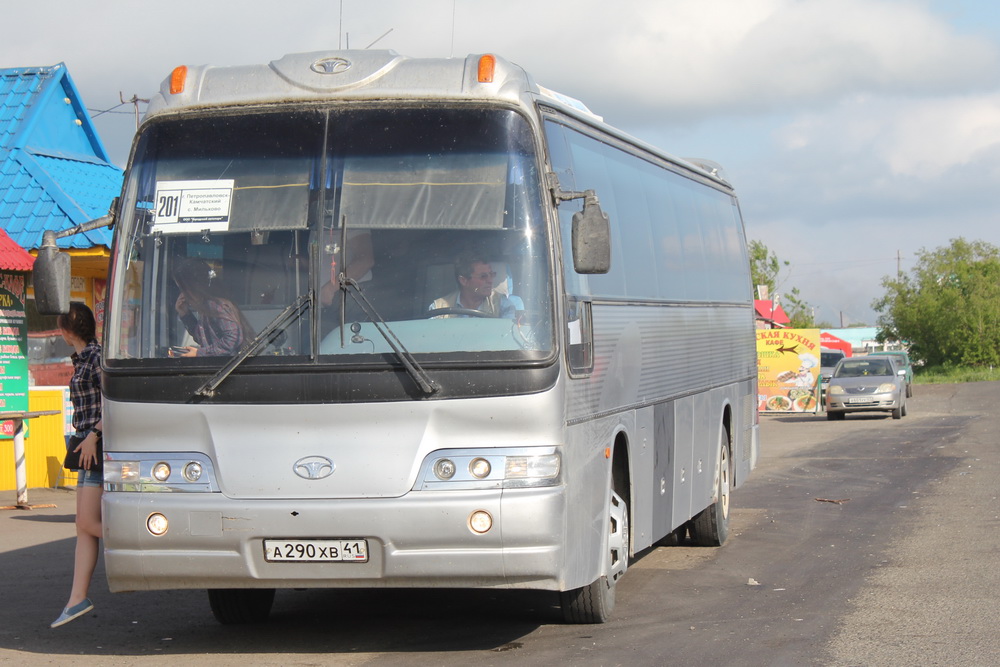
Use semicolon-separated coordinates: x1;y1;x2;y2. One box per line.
172;258;255;341
56;302;97;343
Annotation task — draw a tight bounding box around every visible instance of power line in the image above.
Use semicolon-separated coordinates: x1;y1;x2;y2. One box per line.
87;101;131;118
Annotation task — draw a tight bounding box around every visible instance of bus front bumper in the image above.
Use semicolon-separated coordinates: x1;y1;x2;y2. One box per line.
102;487;566;593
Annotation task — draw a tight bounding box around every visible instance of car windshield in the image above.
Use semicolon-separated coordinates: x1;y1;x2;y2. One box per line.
105;106;553;366
821;352;843;367
834;359;893;378
875;352;909;366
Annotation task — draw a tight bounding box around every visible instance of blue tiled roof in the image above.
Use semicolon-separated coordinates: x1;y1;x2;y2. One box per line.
0;63;122;250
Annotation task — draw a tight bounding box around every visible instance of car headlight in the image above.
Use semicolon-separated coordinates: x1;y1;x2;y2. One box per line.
877;383;897;393
415;447;561;490
828;385;845;395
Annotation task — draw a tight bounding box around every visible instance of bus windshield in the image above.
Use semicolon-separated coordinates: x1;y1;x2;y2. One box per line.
106;106;553;366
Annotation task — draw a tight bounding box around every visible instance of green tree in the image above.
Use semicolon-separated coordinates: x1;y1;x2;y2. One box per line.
873;238;1000;368
783;287;815;329
749;239;786;299
749;240;814;327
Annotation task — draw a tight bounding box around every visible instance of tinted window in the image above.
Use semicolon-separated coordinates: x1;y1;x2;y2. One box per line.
543;119;750;302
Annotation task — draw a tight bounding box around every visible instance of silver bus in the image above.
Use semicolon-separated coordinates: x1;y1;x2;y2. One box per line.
35;51;759;624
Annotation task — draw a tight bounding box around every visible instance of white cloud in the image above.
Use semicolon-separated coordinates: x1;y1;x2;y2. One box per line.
5;0;1000;324
5;1;997;124
877;95;1000;177
445;0;1000;122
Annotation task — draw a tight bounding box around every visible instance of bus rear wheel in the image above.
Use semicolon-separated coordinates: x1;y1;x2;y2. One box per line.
208;588;275;624
689;430;731;547
560;488;629;623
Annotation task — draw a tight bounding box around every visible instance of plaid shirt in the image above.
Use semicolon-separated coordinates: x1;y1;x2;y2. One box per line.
69;339;102;432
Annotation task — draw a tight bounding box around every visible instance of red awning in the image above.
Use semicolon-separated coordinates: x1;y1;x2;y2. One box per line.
754;299;790;325
820;332;853;357
0;229;34;271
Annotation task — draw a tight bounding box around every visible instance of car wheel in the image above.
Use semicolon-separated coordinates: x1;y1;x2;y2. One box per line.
901;400;908;417
891;405;902;419
906;383;913;398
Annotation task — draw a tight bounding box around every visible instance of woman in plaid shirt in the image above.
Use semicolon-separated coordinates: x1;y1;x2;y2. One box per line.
51;302;103;628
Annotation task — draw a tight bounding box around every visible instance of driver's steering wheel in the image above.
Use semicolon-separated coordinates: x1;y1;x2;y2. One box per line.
423;307;493;319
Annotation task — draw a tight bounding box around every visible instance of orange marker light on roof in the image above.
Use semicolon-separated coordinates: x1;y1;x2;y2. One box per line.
169;66;188;95
477;54;496;83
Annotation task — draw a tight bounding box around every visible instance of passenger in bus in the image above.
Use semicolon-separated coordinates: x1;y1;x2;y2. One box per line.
428;251;517;318
171;258;255;356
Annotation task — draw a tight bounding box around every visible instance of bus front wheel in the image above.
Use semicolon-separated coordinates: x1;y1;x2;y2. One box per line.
208;588;275;624
560;488;629;623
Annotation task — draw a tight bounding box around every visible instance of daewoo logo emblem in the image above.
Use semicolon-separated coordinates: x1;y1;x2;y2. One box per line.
293;456;335;480
311;57;352;75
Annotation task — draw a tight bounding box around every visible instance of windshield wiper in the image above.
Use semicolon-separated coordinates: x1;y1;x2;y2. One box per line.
339;277;440;396
192;291;312;399
334;214;438;396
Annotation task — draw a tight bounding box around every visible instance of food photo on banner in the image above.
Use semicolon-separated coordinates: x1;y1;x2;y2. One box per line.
756;328;821;413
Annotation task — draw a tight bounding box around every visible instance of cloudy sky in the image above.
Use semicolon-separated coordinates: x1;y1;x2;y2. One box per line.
5;0;1000;325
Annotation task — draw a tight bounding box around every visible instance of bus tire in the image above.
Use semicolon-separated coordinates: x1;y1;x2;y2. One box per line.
689;430;731;547
560;488;629;623
208;588;275;624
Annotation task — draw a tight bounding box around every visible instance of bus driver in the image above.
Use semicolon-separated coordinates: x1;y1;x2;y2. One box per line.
429;251;516;319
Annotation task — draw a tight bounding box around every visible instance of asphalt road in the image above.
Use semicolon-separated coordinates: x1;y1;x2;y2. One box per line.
1;382;997;666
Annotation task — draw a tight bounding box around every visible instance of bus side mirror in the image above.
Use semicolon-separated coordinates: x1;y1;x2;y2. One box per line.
32;232;71;315
571;192;611;274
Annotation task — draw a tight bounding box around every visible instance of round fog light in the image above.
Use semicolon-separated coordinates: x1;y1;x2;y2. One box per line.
152;462;171;482
183;461;203;482
469;510;493;534
469;457;491;478
147;512;169;536
434;458;456;480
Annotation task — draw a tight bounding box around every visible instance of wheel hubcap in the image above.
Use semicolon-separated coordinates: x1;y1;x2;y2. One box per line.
609;491;629;581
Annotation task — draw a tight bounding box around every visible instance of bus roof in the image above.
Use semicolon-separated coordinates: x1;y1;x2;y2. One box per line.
145;50;730;188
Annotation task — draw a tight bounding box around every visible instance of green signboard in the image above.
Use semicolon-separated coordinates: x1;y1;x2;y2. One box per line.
0;270;30;439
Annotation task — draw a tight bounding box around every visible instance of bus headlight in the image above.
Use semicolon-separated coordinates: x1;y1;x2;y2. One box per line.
103;453;217;492
415;448;561;490
183;461;204;482
433;458;457;480
104;460;141;484
152;462;171;481
469;458;491;478
505;454;560;482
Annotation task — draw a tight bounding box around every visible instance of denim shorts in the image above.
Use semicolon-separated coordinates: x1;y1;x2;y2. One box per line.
77;467;104;488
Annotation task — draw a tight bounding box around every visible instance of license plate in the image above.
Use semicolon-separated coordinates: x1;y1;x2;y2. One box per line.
264;539;368;563
847;397;874;404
